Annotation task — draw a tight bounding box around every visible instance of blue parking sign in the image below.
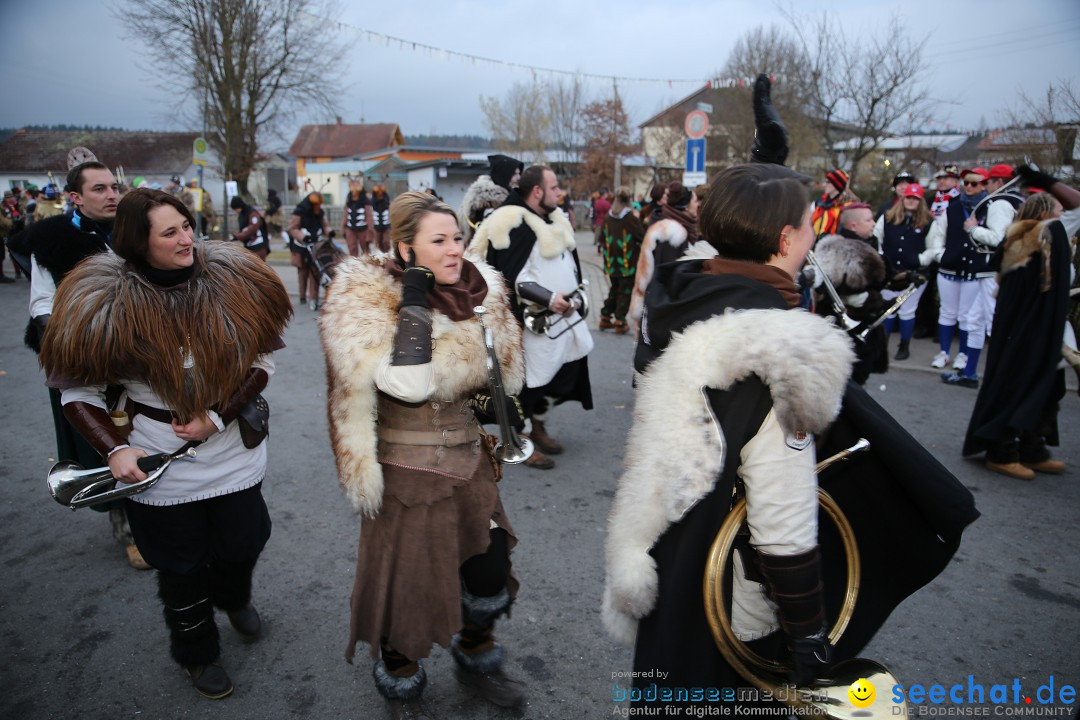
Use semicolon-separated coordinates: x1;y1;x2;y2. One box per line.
685;138;706;173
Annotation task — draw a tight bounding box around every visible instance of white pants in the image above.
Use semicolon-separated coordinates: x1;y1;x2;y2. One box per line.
881;282;928;322
938;274;986;349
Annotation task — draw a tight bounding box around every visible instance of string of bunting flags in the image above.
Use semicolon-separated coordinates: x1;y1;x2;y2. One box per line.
302;12;778;90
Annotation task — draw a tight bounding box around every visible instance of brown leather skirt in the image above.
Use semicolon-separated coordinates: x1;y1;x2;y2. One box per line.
345;454;517;663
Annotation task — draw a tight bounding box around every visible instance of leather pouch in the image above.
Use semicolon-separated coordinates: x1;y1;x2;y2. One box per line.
237;394;270;449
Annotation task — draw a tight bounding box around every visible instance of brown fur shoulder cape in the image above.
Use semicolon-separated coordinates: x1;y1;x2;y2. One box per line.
39;241;292;420
318;255;524;517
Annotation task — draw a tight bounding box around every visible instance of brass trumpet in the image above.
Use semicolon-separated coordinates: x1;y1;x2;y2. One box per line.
703;438;907;719
48;446;197;510
473;306;533;464
522;279;590;339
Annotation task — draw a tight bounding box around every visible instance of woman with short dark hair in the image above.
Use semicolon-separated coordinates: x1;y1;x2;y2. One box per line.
39;188;291;699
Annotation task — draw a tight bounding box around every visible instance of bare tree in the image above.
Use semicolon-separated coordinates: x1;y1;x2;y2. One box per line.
578;92;638;193
998;80;1080;179
721;25;822;169
479;81;552;157
780;7;934;190
547;76;588;156
119;0;343;197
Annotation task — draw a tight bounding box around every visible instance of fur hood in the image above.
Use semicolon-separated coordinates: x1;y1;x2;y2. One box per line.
812;234;886;294
467;203;576;262
459;175;509;237
999;218;1055;292
39;241;292;420
603;308;853;645
319;255;523;517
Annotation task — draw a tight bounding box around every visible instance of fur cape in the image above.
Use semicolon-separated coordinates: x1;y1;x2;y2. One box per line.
628;219;690;334
319;255;523;517
466;203;576;262
458;175;509;238
999;218;1054;291
38;241;292;421
812;234;886;294
603;309;853;645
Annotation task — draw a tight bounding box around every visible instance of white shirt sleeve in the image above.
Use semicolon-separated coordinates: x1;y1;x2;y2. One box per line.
738;409;819;557
872;216;885;252
969;199;1015;248
922;214;947;266
375;356;437;404
29;254;56;318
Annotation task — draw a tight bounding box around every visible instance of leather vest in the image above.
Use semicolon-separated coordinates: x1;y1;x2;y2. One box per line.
376;393;485;479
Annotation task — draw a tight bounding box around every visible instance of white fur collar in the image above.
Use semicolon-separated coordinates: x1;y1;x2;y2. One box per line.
467;204;576;261
602;308;853;645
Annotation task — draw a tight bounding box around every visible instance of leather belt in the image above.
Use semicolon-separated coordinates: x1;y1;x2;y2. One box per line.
376;425;479;447
128;400;177;425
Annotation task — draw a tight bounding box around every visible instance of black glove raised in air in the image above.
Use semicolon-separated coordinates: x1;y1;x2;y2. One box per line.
750;74;789;166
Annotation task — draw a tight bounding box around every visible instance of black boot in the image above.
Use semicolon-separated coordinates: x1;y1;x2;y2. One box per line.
210;558;262;641
895;339;910;361
159;570;233;699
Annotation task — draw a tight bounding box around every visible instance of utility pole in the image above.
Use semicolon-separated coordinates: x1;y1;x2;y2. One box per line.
612;79;621;191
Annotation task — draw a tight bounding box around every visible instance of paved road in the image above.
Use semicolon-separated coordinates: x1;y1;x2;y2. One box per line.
1;239;1077;720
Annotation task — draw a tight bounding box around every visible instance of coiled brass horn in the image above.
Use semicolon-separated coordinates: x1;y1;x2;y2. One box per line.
48;446;197;510
703;439;907;719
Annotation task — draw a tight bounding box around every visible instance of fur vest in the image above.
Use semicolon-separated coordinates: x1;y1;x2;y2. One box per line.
812;233;886;295
24;213;109;283
628;219;690;333
467;203;576;262
999;218;1055;291
603;308;853;645
459;175;509;238
38;241;292;420
319;255;524;517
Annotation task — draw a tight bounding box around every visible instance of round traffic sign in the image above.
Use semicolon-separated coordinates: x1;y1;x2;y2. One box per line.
685;110;709;139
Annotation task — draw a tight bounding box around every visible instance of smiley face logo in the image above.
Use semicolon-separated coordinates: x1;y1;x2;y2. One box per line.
848;678;876;708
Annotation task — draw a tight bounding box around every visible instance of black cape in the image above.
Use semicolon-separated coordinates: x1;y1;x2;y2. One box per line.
633;262;979;702
963;220;1071;455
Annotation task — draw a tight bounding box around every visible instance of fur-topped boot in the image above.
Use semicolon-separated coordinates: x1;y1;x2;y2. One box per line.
373;652;432;719
450;587;524;708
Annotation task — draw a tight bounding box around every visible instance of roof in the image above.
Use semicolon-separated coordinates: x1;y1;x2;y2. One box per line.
832;134;971;153
0;129;201;173
978;128;1057;150
288;123;404;158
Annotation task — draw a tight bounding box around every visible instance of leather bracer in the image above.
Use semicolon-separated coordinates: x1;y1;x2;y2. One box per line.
392;306;433;366
218;368;269;425
63;401;129;460
516;281;555;308
757;546;826;638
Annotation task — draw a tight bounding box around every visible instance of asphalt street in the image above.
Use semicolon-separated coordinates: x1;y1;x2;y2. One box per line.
0;235;1077;720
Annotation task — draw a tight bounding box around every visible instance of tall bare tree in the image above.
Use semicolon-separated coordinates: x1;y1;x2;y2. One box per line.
721;25;821;169
120;0;342;197
479;81;552;158
780;8;934;190
547;76;587;157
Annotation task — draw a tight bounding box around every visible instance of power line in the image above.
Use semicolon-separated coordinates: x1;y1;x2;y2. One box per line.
307;13;742;88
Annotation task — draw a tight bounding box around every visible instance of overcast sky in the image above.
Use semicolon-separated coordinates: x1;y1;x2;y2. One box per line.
2;0;1078;147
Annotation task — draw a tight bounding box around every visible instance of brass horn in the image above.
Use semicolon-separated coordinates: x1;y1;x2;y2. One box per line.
48;446;197;510
474;306;534;464
703;439;908;719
